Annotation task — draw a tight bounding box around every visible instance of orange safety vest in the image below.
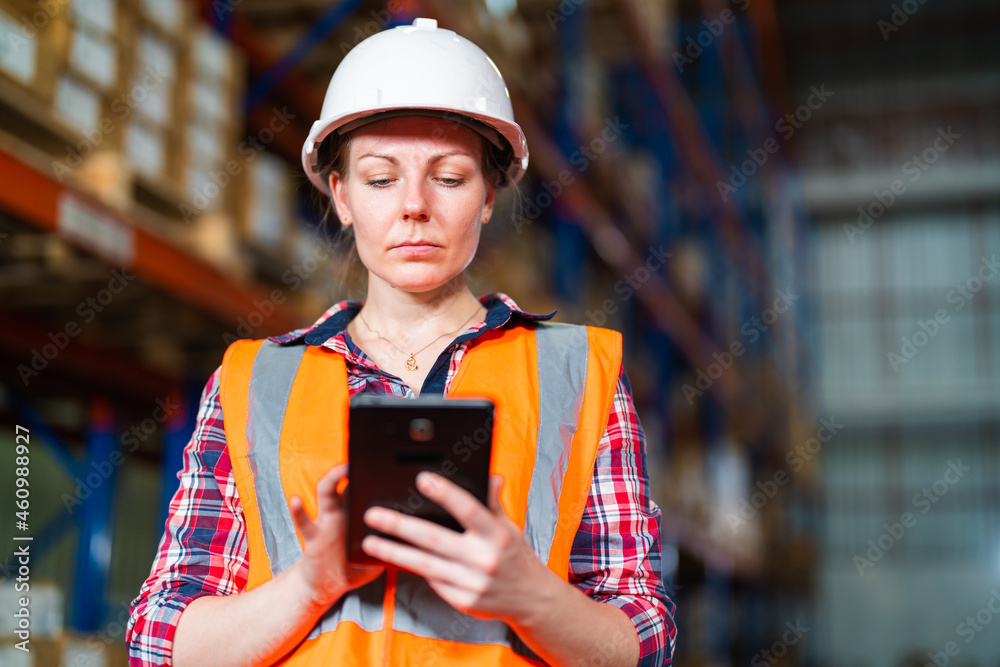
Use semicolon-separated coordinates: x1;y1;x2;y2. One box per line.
219;322;622;666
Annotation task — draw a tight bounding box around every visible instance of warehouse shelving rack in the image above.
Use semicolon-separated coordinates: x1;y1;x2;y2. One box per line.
1;4;818;663
0;147;302;330
0;30;301;635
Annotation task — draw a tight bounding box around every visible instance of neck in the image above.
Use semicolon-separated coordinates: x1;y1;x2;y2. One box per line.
356;273;483;342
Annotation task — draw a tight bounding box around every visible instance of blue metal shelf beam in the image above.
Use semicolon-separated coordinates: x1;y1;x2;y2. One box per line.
70;400;118;632
243;0;369;113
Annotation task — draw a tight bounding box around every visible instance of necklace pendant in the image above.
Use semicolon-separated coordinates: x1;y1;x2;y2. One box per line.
405;353;418;371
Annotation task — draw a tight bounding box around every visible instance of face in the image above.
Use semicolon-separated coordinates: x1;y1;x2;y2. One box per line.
328;115;496;294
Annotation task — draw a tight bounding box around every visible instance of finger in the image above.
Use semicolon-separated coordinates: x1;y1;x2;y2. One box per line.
289;496;315;541
425;579;479;615
316;464;348;515
487;475;503;514
363;507;465;558
416;472;496;535
361;535;486;589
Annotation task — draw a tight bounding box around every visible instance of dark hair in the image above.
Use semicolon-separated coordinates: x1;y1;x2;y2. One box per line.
311;114;522;298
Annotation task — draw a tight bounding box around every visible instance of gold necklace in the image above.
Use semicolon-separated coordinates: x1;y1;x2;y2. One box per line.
357;304;483;371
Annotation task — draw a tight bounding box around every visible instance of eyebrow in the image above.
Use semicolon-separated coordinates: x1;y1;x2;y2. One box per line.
356;150;475;164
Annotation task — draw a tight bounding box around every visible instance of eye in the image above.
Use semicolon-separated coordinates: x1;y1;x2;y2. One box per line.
364;178;394;189
436;177;467;187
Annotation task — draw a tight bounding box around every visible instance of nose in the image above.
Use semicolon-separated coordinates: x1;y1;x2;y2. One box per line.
401;179;430;223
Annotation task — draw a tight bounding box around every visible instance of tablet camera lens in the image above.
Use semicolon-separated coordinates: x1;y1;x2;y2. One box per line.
409;418;434;442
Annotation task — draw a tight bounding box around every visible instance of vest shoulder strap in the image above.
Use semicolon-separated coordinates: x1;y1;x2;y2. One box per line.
220;339;351;589
449;322;622;578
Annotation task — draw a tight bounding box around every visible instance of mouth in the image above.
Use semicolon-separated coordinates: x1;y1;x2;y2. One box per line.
392;242;440;256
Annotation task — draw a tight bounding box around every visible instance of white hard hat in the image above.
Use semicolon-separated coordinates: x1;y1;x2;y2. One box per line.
301;17;529;196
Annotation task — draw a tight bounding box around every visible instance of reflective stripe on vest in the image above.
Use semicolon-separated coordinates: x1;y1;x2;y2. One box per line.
244;340;385;636
220;322;622;665
246;342;306;578
524;323;588;565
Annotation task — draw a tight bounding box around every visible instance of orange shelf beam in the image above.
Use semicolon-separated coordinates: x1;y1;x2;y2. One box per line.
0;146;301;334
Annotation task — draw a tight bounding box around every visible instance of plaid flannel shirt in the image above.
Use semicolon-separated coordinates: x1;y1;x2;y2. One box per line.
127;292;676;665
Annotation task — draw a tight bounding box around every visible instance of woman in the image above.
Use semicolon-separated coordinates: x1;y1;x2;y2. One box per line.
128;18;675;667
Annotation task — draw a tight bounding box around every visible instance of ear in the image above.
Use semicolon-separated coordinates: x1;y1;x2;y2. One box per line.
328;172;352;226
481;183;497;225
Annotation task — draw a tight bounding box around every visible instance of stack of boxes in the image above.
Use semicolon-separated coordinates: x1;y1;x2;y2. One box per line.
0;0;131;204
0;0;127;132
123;0;187;192
0;581;130;666
58;0;123;144
179;24;249;273
181;24;245;218
0;0;263;274
243;150;292;262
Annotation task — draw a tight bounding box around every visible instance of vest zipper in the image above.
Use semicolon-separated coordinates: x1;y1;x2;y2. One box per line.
382;568;398;666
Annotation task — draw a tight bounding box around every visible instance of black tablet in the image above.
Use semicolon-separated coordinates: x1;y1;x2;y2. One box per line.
346;395;494;565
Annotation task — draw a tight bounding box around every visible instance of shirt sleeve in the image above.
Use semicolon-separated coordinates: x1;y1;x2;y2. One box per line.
127;367;249;666
568;366;677;666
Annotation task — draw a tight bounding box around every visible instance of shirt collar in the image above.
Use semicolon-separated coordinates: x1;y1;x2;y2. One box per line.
267;292;556;347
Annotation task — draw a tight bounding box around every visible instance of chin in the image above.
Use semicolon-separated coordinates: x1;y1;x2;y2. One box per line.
383;269;459;294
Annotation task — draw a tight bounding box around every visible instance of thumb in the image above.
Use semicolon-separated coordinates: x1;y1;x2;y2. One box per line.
290;496;316;541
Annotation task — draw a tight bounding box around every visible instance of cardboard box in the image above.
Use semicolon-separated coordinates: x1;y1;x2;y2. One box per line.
130;27;178;127
129;0;188;41
0;581;64;639
63;635;108;667
170;19;247;230
0;637;64;666
68;24;119;92
124;118;168;181
245;151;291;253
192;23;244;86
0;6;37;85
53;72;103;135
185;118;226;166
70;0;119;35
186;76;231;125
187;210;246;275
0;644;32;667
0;0;67;105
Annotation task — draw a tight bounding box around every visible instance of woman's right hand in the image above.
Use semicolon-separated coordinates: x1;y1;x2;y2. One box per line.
289;464;384;609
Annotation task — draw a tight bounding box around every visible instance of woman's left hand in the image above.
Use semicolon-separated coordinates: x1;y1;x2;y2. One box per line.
360;471;551;624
